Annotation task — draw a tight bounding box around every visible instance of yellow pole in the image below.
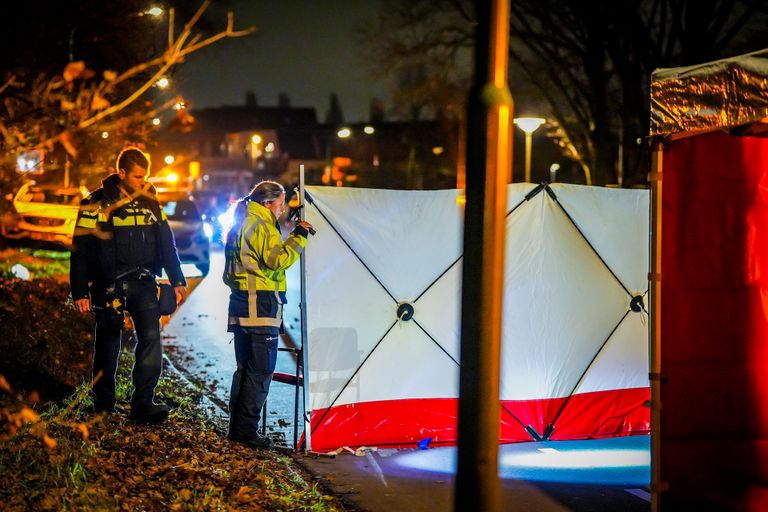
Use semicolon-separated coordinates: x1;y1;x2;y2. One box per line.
454;0;512;510
649;140;666;511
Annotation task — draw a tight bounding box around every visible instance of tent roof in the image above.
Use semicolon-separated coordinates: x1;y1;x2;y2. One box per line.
650;48;768;136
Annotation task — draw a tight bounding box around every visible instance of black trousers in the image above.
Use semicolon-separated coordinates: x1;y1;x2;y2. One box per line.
91;277;162;408
228;331;279;440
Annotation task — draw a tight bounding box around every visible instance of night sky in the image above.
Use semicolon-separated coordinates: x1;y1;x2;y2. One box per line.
175;0;391;123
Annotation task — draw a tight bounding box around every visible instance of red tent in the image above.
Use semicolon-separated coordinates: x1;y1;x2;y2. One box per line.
650;48;768;511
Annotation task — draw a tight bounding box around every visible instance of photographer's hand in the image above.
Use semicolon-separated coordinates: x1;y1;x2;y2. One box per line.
296;221;316;236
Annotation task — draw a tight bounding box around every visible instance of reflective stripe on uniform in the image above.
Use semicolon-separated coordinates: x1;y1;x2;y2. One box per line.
111;212;157;227
266;245;284;268
76;217;98;229
223;200;305;296
112;216;137;227
227;311;282;328
241;219;266;272
284;237;302;254
230;276;283;328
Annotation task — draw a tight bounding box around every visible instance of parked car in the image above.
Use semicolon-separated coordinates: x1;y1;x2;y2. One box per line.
1;182;89;248
161;198;211;276
185;190;231;247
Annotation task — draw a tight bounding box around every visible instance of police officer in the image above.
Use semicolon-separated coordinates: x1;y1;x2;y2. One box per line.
70;147;188;423
224;181;312;448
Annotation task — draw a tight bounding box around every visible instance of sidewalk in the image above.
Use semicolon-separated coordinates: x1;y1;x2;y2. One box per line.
293;437;650;512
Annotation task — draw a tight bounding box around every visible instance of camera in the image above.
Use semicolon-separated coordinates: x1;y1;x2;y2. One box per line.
287;204;316;236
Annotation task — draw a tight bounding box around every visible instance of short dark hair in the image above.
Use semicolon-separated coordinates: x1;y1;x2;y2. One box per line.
116;147;150;173
248;180;285;205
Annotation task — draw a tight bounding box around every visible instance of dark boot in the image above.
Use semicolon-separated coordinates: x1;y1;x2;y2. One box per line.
129;401;169;423
227;431;274;449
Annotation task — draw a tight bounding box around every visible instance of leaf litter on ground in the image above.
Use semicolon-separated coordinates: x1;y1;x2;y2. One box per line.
0;272;350;511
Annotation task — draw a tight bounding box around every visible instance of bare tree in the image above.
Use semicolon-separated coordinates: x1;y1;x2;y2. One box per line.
0;0;254;191
359;0;768;186
358;0;473;185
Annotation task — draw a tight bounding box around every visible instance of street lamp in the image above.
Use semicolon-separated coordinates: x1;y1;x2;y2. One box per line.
549;163;560;183
250;134;263;168
514;117;546;183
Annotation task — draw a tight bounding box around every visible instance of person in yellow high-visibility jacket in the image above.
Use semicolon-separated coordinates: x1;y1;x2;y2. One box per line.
223;180;313;449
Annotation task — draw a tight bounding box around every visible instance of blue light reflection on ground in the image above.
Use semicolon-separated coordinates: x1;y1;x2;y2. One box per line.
393;435;650;486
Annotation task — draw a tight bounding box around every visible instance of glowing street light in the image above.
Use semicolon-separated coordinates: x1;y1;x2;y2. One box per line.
146;6;163;16
336;127;351;138
363;125;375;135
164;155;175;165
514;117;546;183
549;163;561;183
156;77;170;89
152;117;161;126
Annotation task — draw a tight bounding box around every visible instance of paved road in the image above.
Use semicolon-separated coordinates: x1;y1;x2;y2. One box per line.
299;436;651;512
162;248;304;444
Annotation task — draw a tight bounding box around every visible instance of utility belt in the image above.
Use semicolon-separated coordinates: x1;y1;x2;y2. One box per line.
92;267;155;324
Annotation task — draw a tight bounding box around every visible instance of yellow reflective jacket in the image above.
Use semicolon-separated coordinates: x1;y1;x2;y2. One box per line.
223;199;307;333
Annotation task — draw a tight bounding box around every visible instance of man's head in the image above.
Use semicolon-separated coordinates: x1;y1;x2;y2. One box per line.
116;147;150;192
248;180;286;218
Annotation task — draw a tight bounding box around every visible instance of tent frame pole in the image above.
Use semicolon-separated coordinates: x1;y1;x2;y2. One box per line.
298;164;312;452
649;140;666;511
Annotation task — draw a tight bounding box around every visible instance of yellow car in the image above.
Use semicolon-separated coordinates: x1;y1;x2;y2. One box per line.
1;182;89;248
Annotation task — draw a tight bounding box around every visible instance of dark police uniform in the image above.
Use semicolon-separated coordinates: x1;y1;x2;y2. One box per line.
70;173;186;414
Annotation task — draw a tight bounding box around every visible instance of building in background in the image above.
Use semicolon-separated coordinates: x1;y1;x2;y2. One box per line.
157;102;460;199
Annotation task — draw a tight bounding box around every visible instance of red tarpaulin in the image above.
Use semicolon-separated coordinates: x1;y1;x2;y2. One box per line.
660;131;768;510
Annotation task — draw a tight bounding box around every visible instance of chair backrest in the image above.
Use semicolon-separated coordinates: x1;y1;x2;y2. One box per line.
308;327;360;372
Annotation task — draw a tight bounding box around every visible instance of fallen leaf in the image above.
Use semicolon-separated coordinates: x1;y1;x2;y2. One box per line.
42;434;57;450
91;94;110;110
19;406;39;424
63;61;85;82
0;374;11;393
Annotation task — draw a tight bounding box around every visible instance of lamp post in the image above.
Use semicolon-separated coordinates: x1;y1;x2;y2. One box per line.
514;117;545;183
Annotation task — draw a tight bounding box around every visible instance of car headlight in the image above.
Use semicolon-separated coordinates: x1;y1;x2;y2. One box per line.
202;221;214;240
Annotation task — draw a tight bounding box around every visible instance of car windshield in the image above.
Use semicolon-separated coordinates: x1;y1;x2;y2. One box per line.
163;200;201;221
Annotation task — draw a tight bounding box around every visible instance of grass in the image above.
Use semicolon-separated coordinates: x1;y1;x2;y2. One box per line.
0;254;350;512
0;247;70;280
1;347;349;511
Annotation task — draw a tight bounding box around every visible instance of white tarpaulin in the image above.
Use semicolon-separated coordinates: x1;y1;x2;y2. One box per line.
304;183;650;451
